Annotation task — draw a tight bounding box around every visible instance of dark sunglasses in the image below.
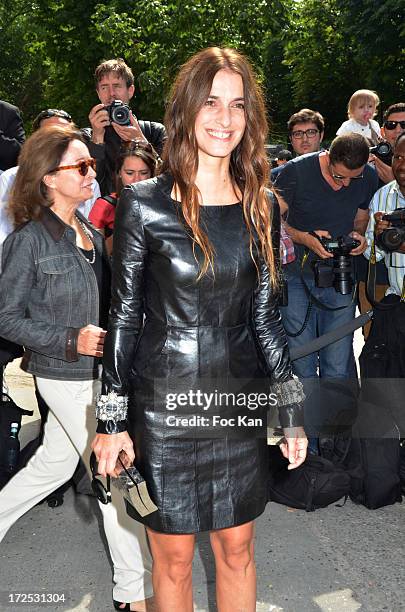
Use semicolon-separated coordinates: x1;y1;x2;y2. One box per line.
384;120;405;130
90;452;111;505
330;166;364;181
53;158;97;176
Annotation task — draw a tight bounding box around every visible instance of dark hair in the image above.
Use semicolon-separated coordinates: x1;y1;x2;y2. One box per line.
115;141;160;193
32;109;73;132
277;149;292;161
9;125;85;225
94;58;134;89
287;108;325;134
329;133;369;169
162;46;277;286
383;103;405;122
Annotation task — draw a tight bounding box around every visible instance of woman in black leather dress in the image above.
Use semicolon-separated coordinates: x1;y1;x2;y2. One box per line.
93;47;307;611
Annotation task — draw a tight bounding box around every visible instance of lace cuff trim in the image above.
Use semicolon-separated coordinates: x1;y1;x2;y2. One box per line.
271;377;305;407
95;391;128;422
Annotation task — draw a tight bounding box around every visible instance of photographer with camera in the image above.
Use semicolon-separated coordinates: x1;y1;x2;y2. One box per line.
274;134;378;451
370;103;405;185
82;58;166;195
356;104;405;335
365;132;405;295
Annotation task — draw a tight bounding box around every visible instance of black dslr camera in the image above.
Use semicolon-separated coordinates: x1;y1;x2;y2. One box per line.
104;99;131;126
369;140;393;165
313;235;360;295
376;208;405;251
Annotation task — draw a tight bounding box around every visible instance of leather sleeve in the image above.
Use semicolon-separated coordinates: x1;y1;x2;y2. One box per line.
102;186;147;394
138;120;167;156
0;104;25;171
251;195;304;428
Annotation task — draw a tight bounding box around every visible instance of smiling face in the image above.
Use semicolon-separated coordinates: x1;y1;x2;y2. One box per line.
119;155;152;185
194;69;246;163
96;73;134;106
46;139;96;206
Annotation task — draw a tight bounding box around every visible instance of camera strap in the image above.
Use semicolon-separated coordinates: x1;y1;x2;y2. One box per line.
300;249;357;312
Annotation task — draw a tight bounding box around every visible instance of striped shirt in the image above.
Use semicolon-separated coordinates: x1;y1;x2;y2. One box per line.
364;180;405;296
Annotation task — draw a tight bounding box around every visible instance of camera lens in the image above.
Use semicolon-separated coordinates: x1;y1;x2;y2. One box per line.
379;227;405;251
111;104;130;126
376;142;391;156
332;255;353;295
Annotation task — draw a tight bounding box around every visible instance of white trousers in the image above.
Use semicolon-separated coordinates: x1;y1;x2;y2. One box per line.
0;377;153;603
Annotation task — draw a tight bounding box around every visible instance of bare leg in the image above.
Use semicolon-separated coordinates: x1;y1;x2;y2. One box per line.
210;521;256;612
146;528;195;612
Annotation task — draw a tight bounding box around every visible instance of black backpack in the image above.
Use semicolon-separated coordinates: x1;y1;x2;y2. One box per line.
347;293;405;509
268;444;350;512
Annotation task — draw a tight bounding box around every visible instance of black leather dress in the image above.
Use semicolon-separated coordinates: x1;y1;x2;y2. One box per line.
102;173;303;533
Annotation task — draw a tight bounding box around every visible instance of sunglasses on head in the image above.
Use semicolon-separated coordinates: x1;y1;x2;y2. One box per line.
53;158;97;176
90;452;111;505
122;140;154;154
384;120;405;130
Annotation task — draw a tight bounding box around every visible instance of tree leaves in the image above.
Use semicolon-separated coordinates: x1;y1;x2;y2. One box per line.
0;0;402;140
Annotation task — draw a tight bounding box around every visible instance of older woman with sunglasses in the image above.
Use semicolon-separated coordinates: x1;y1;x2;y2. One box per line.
0;125;154;612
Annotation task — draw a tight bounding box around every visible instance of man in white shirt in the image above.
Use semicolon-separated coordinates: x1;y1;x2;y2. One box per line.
365;132;405;297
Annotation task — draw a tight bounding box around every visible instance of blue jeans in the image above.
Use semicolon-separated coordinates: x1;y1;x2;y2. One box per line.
281;269;357;445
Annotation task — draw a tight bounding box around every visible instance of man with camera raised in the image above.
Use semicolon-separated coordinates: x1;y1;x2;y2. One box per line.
82;58;166;195
274;133;378;451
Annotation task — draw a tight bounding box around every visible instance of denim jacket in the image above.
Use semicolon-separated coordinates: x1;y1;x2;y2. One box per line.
0;207;108;380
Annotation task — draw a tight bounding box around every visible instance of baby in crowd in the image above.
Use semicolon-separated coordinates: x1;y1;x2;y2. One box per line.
337;89;381;144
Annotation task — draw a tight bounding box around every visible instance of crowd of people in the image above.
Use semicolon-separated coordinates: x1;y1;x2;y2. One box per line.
0;50;404;611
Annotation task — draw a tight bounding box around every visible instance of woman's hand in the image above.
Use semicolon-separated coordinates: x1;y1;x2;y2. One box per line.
77;324;106;357
92;431;135;477
279;426;308;470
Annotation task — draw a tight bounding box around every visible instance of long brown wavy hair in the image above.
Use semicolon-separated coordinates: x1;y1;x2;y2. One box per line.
9;125;85;226
162;46;277;286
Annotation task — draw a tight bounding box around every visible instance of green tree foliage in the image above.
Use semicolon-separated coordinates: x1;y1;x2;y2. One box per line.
338;0;405;109
283;0;405;138
0;1;47;125
0;0;403;140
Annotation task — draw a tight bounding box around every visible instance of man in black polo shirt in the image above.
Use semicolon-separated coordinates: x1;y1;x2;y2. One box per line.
274;134;379;448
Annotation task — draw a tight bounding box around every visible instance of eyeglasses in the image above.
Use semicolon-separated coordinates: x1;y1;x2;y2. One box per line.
90;452;111;505
291;129;320;139
384;120;405;130
53;158;97;176
330;168;364;182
